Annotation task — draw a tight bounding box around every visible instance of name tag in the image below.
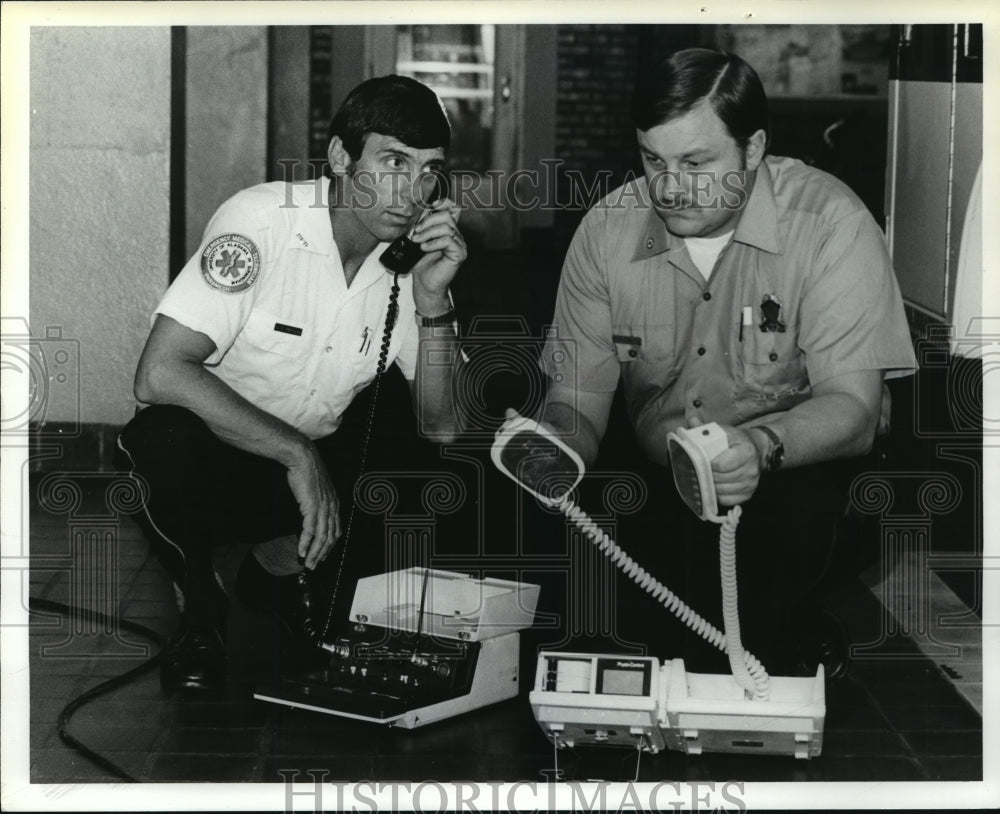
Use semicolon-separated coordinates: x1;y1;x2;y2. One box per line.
612;334;642;346
274;323;303;336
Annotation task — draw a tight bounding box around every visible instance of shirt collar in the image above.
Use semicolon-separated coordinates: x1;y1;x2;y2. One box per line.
631;158;783;261
732;158;782;254
289;176;337;255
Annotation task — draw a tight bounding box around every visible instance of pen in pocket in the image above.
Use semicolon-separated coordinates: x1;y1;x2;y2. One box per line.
739;306;752;342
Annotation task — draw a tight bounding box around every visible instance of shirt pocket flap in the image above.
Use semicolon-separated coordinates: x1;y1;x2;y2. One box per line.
242;309;307;358
612;332;643;362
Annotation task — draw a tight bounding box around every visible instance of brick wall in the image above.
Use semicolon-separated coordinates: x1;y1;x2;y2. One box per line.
553;25;641;246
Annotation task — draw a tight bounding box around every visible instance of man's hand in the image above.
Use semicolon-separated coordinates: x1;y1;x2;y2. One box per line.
410;199;466;308
285;442;341;570
705;423;764;507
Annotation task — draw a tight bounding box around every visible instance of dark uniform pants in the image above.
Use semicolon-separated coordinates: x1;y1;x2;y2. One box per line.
116;405;372;629
541;451;860;673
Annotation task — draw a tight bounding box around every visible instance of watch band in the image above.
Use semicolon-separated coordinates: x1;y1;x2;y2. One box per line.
754;425;784;473
416;308;457;328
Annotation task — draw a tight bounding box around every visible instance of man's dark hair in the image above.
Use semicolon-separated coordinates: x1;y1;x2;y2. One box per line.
631;48;769;150
328;74;451;160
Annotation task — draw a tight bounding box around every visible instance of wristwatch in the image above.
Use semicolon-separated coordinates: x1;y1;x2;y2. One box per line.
753;425;784;473
416;308;457;328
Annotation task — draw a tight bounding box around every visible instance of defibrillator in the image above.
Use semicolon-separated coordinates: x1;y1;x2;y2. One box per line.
492;413;825;760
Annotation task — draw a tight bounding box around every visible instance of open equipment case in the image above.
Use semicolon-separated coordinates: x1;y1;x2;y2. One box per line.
254;568;539;729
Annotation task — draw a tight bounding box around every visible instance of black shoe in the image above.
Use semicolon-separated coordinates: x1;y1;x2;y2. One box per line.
790;608;850;680
160;616;227;693
235;554;318;640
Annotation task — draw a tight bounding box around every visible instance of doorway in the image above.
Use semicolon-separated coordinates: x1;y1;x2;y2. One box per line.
366;25;526;249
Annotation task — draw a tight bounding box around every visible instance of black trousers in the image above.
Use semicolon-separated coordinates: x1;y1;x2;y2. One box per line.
117;404;380;629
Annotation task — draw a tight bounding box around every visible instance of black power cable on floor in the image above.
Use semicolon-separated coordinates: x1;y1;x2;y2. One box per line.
28;597;167;783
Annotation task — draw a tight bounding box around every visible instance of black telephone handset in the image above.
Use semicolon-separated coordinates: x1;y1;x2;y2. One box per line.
379;172;450;274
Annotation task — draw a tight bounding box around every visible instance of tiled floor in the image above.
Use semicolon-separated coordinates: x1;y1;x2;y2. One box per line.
25;468;983;784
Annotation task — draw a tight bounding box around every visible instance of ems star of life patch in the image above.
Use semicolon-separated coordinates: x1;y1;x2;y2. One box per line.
200;234;261;292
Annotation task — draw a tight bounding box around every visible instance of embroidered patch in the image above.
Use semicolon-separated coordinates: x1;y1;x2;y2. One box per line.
200;234;260;293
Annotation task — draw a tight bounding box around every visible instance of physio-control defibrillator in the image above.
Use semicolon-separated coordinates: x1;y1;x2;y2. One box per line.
492;414;825;761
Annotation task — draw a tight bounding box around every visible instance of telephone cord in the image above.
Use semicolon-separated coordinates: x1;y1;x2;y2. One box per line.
315;273;401;643
555;496;770;701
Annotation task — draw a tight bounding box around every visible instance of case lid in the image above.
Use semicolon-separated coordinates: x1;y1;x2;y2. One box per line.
349;568;540;641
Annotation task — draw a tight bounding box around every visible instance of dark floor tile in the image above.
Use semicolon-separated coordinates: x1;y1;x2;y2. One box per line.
30;673;90;699
370;755;546;782
650;751;819;783
119;597;176;615
31;694;80;725
855;663;973;707
365;754;534;782
58;722;161;753
76;671;164;702
149;752;261;782
66;698;171;730
31;722;57;749
30;746;142;783
262;756;375;782
900;728;983;757
822;699;894;732
822;728;912;757
803;754;925;782
169;697;275;728
72;650;158;675
153;726;265;754
268;721;387;756
919;756;983;781
30;655;94;676
878;703;982;732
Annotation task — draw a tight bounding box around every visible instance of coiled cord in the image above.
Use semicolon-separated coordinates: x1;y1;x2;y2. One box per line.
554;495;770;701
316;272;401;642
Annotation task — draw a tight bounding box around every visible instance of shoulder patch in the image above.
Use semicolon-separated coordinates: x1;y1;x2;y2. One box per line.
200;234;261;293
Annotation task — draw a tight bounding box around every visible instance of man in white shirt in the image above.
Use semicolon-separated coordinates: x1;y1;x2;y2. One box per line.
118;76;466;693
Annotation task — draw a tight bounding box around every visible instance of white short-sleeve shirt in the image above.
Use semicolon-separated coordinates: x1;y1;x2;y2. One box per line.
154;178;420;440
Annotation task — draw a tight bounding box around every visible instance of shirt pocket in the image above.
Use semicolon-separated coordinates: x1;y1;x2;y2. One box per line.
241;308;308;358
613;322;680;385
733;328;810;418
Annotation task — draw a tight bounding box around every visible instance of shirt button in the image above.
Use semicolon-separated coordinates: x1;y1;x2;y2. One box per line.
628;349;638;358
645;238;654;249
693;398;702;408
769;351;778;361
325;346;332;353
310;389;317;396
697;346;706;356
702;291;712;301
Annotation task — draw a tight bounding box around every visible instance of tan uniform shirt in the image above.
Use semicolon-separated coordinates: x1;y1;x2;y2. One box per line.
543;156;917;465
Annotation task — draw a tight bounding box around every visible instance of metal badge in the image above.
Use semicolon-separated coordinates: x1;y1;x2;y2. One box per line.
759;294;786;333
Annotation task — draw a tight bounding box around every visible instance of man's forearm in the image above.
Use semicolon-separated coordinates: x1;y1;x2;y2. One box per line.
742;391;878;470
539;400;603;468
138;358;312;467
413;323;462;441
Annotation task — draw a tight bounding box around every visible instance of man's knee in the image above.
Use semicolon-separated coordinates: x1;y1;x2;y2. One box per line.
118;405;217;472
